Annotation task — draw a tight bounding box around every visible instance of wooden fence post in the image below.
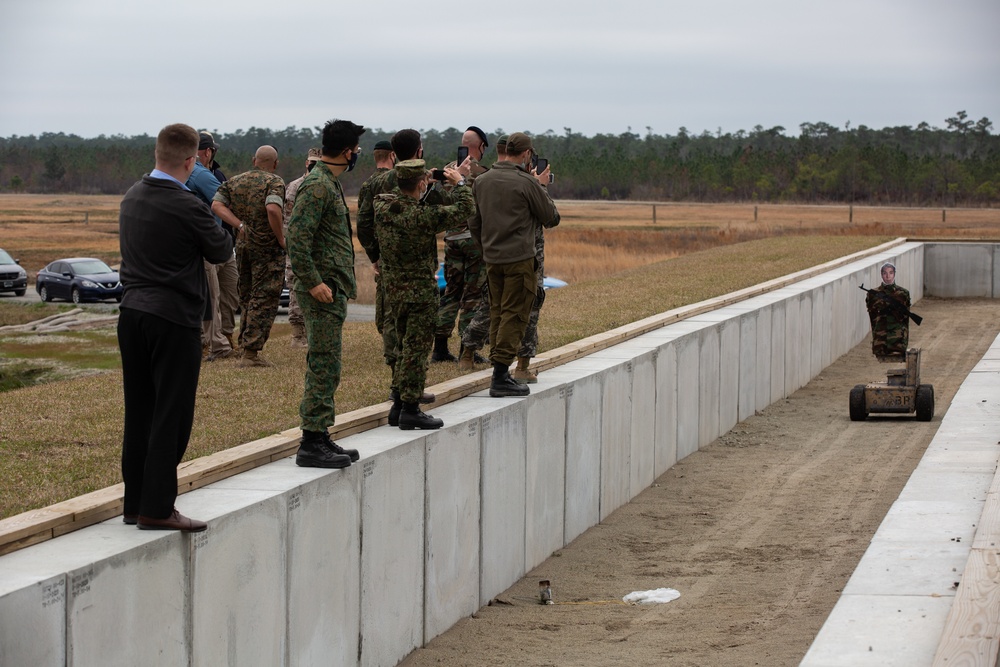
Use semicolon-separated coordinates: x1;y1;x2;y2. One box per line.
849;205;853;223
754;206;758;222
652;204;657;224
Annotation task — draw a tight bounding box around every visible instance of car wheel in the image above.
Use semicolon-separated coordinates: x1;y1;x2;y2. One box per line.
14;288;25;297
849;384;867;421
39;284;51;302
71;287;82;304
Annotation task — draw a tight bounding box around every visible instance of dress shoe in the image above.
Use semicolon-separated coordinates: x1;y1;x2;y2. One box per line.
205;348;234;362
137;509;207;532
296;430;351;468
123;514;138;525
322;431;359;462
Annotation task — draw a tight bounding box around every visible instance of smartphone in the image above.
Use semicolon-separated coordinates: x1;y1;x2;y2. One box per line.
431;169;446;181
534;158;548;175
530;153;538;171
456;146;469;166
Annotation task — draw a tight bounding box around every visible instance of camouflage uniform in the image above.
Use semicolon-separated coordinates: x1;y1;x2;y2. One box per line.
356;167;398;363
283;173;307;329
374;183;474;404
287;162;357;432
435;158;489;339
866;283;910;360
213;168;286;352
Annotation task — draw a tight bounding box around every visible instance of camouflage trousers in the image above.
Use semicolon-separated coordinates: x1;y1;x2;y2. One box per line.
871;318;908;359
283;254;303;328
463;258;545;358
236;242;285;352
374;272;399;368
390;295;436;404
435;237;486;338
297;288;347;432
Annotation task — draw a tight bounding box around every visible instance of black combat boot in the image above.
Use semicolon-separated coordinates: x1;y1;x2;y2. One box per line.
398;402;444;430
322;431;359;463
388;389;402;427
296;430;352;468
431;335;456;362
489;362;530;398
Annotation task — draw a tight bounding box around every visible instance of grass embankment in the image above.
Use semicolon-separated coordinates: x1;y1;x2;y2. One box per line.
0;235;888;518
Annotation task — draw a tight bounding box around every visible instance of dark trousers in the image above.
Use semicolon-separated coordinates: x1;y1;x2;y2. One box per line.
486;258;537;366
117;308;202;519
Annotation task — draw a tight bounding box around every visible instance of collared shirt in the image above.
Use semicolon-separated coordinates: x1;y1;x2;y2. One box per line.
185;160;223;225
149;168;190;190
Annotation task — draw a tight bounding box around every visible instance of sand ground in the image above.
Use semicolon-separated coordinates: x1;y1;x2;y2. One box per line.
400;297;999;667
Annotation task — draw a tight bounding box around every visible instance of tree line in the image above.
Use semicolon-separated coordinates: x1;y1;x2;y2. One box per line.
1;111;996;205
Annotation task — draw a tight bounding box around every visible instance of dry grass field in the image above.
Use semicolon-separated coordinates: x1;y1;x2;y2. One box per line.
0;193;997;518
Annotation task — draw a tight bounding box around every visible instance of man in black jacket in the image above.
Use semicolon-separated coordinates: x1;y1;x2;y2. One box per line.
117;123;234;532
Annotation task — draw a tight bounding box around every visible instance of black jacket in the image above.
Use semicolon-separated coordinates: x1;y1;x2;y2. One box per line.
119;175;233;328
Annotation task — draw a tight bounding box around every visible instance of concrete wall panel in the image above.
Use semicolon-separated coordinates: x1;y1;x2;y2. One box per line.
360;438;425;667
480;401;528;605
739;311;758;422
719;318;740;435
783;295;802;395
630;352;657;497
698;326;721;448
563;374;602;545
755;305;772;414
770;300;786;402
601;363;633;519
424;419;481;643
190;491;287;667
526;388;567;570
653;342;678;478
676;332;700;460
0;572;65;666
924;243;993;297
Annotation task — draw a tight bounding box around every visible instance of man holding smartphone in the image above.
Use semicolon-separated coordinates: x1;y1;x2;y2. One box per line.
431;125;490;362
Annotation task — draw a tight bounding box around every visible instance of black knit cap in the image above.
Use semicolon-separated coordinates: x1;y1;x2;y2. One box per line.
466;126;488;148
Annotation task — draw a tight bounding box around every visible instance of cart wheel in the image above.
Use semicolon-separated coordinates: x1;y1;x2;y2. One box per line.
916;385;934;422
849;384;868;421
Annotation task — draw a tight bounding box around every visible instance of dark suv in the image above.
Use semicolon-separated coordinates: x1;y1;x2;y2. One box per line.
0;248;28;296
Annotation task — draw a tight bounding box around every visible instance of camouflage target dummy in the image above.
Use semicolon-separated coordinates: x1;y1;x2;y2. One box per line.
866;262;910;361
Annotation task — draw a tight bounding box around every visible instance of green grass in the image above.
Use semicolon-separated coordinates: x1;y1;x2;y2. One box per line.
0;235;890;518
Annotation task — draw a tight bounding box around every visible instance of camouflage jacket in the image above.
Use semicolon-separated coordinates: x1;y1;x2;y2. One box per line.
355;167;393;264
442;157;488;240
213;167;285;249
282;173;308;229
373;185;474;302
866;283;911;332
286;162;357;299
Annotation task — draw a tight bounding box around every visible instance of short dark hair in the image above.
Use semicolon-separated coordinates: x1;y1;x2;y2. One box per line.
391;129;421;161
397;175;422;193
322;119;365;157
155;123;199;169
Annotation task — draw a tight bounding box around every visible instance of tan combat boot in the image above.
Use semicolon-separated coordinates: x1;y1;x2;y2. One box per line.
225;332;237;352
458;346;475;372
512;356;537;384
239;349;272;368
290;322;308;348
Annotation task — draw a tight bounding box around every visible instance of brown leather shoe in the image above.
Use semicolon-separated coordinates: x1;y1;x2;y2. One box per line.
137;509;208;532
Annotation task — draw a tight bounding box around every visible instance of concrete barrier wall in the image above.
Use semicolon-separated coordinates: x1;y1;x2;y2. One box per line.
0;242;937;667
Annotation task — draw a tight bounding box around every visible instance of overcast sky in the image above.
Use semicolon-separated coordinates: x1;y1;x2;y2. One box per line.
1;0;997;140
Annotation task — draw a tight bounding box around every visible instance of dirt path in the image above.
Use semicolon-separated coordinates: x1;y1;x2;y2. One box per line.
400;297;1000;667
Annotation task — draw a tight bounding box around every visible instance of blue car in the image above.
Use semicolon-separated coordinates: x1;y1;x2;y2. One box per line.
35;257;123;303
435;262;567;294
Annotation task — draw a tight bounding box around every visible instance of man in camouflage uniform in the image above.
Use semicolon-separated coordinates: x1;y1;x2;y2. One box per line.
355;138;396;340
287;119;366;469
212;145;286;367
866;261;910;361
355;130;434;405
374;159;474;429
431;126;491;362
283;147;323;347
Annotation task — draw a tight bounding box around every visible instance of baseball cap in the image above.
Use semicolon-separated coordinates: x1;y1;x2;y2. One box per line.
505;132;532;155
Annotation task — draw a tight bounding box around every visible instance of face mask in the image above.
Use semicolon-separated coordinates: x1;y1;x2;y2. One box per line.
345;151;358;172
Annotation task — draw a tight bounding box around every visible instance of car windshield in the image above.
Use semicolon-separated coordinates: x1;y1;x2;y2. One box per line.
0;249;14;264
70;260;113;274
